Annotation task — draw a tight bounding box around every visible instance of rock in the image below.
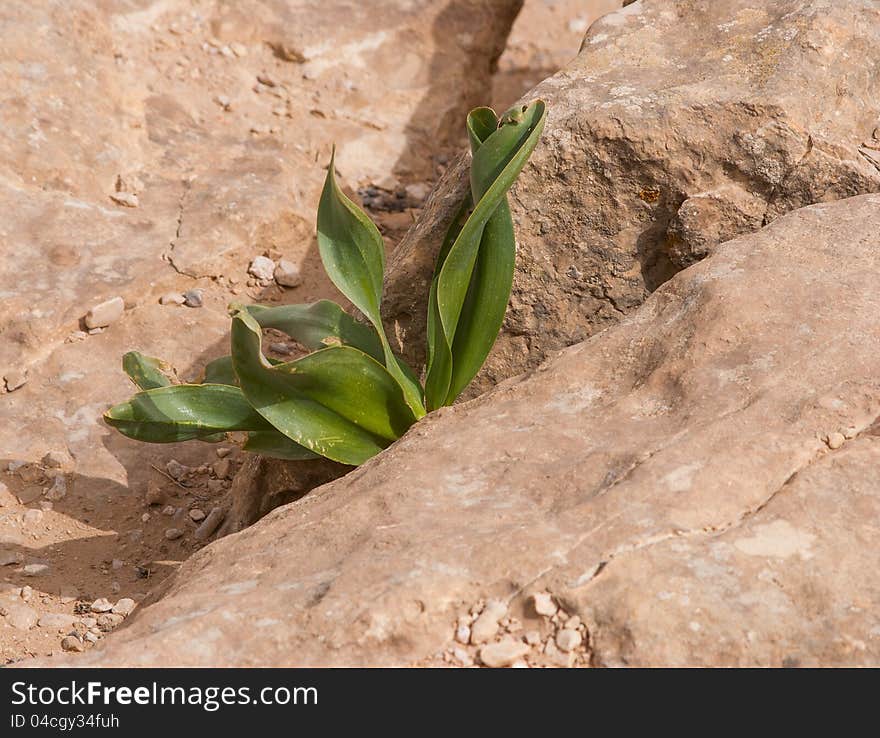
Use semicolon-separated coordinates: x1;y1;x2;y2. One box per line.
194;507;225;541
383;0;880;399
825;432;846;450
161;505;176;516
80;617;97;629
112;598;136;617
17;486;43;505
84;297;124;329
3;603;38;631
479;639;531;668
59;195;880;667
183;289;203;308
0;481;15;507
159;292;185;306
145;480;165;506
22;563;50;576
41;450;68;469
22;509;44;526
0;549;23;566
454;624;470;645
45;475;67;501
273;259;302;287
84;632;100;644
188;508;206;522
164;528;184;540
555;629;582;653
38;613;79;629
166;460;188;479
531;592;556;617
109;191;139;208
90;598;113;613
59;587;79;604
470;600;507;645
96;613;125;631
3;369;27;392
61;635;85;652
248;256;276;282
212;458;231;480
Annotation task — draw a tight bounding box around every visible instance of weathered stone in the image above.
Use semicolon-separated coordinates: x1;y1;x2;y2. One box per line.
479;639;531;668
84;297;124;329
3;603;38;631
65;195;880;667
38;613;79;629
273;259;302;288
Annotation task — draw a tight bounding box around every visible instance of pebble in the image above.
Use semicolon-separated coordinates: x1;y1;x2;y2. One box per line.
145;479;166;506
450;646;473;667
212;458;231;479
556;629;582;652
216;447;233;458
532;592;557;617
22;563;50;576
46;475;67;501
166;459;188;479
84;631;100;644
183;289;204;308
97;613;124;630
825;432;845;450
269;342;293;355
454;624;471;644
23;509;44;525
41;450;68;469
3;603;38;631
248;255;276;282
524;630;542;646
4;369;27;392
0;481;14;507
165;527;184;540
90;598;113;613
189;508;206;522
274;259;302;287
80;617;97;628
20;586;33;601
111;558;124;570
39;501;53;511
479;638;531;668
112;598;136;617
84;296;124;329
61;635;85;652
141;513;150;522
470;600;508;645
109;191;139;208
404;182;430;202
159;292;185;306
194;507;225;540
38;613;78;629
162;505;176;516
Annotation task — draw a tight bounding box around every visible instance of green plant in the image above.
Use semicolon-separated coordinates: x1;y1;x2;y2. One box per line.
105;100;546;466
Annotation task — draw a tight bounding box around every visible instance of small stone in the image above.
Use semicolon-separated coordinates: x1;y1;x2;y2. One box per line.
141;513;150;522
207;479;225;494
109;191;139;208
4;369;27;392
405;182;430;202
843;426;858;439
80;617;97;628
248;255;276;281
23;509;44;525
470;600;508;644
84;631;100;643
90;598;113;613
166;459;188;479
479;638;531;668
41;450;68;469
22;563;50;576
0;481;15;507
165;527;184;540
183;289;204;308
17;464;43;483
38;613;78;629
269;342;293;355
61;635;85;652
39;501;53;511
216;447;233;458
189;508;206;522
145;479;166;506
274;259;302;287
256;72;277;87
825;432;845;450
556;628;582;652
112;598;136;616
194;507;225;540
159;292;185;306
450;646;473;666
20;586;33;601
212;458;231;479
111;558;124;570
84;296;124;329
4;602;38;630
454;624;471;644
162;505;176;516
46;475;67;501
565;615;582;630
532;592;557;617
96;612;124;630
524;630;542;645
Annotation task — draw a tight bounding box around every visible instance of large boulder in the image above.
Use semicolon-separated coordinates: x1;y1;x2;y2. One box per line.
68;193;880;667
384;0;880;395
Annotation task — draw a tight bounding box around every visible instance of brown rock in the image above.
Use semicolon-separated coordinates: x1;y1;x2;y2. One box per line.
64;194;880;667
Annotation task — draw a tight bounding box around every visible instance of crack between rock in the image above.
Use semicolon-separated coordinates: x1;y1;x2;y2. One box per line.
762;133;813;226
858;146;880;175
163;180;198;278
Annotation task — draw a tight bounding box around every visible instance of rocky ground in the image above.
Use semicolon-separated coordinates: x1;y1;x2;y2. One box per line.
0;0;614;664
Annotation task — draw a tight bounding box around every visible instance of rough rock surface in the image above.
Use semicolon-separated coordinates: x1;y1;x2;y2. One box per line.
384;0;880;396
67;194;880;667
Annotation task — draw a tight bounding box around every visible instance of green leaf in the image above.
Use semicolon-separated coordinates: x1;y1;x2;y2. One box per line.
104;384;272;443
231;308;416;465
426;100;546;408
316;150;426;418
243;430;322;461
245;300;383;361
203;355;238;386
122;351;173;390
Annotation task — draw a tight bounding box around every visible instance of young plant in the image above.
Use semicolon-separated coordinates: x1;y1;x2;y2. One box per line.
105;100;546;466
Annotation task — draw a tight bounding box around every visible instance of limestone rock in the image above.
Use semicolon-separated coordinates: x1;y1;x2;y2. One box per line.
65;194;880;667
